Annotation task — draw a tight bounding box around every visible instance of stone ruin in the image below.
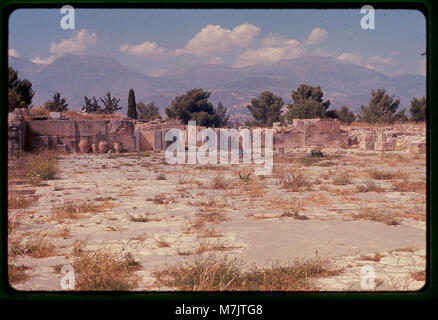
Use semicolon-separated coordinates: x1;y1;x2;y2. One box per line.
7;109;426;156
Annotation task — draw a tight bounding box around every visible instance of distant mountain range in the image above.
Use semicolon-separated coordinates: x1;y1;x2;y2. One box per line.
9;54;426;119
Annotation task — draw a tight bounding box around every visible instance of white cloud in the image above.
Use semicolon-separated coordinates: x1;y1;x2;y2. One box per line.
233;43;305;68
49;29;97;56
304;27;328;46
365;56;391;71
30;56;56;64
30;29;97;64
173;22;260;57
148;69;167;77
233;27;330;67
8;48;20;57
337;52;364;65
337;52;393;74
119;41;166;57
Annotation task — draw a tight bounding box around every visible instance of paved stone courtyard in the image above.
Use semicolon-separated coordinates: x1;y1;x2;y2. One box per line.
8;148;426;291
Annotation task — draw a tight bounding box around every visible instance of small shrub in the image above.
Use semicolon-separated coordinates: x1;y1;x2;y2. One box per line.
238;169;252;183
308;149;324;158
353;207;401;226
332;171;352;186
367;169;395;180
153;254;339;291
22;233;55;258
72;249;140;290
8;264;30;284
51;200;101;222
211;174;228;189
26;152;58;182
393;181;426;193
279;172;310;191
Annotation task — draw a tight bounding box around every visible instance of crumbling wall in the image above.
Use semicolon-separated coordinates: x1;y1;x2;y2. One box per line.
27;119;135;152
8;109;26;156
273;119;347;150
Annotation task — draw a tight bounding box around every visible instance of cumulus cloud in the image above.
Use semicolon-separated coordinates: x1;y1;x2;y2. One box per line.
119;41;166;57
8;48;20;57
49;29;97;56
337;52;364;65
173;22;260;57
30;29;97;64
304;27;328;46
233;42;305;68
233;27;329;67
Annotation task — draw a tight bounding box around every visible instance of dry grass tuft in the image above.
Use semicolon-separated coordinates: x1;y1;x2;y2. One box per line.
352;207;401;226
358;253;385;262
8;264;30;284
410;270;426;282
211;174;228;189
153;254;340;291
278;170;310;191
8;195;37;209
393;181;426;193
51;200;104;222
331;171;352;186
72;249;140;290
20;233;56;258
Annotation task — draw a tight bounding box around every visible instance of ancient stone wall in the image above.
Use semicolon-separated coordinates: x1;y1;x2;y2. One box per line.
27;119;135;152
8;109;26;156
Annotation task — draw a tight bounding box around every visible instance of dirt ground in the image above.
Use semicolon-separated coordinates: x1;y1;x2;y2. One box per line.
8;146;426;291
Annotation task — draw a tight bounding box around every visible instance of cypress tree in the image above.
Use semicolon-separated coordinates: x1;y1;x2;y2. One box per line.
127;89;137;119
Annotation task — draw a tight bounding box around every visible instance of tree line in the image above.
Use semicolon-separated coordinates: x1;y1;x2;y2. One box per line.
8;66;426;126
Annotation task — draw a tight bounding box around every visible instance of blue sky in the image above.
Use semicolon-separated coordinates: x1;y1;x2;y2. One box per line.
9;8;426;76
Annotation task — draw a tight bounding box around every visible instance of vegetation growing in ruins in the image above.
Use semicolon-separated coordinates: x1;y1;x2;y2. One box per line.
358;89;407;124
137;101;161;121
165;88;229;127
410;96;426;122
127;88;138;119
72;249;140;290
8;67;34;111
153;254;339;291
246;91;284;127
44;92;69;112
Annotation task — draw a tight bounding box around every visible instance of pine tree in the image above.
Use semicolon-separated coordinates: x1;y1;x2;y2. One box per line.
165;88;217;126
137;101;161;121
213;102;230;127
246;91;284;127
127;89;137;119
410;96;426;122
8;67;34;111
81;96;102;113
359;89;406;124
286;84;330;121
335;105;356;124
100;91;121;114
44;92;69;112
